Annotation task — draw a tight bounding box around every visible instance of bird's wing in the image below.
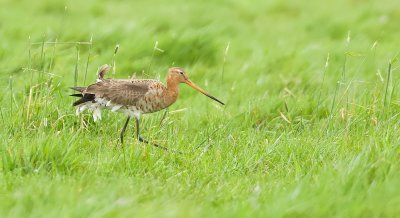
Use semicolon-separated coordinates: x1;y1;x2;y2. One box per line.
85;79;158;106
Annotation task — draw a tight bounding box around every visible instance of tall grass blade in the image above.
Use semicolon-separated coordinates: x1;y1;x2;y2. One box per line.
84;35;93;85
383;60;392;108
74;44;80;87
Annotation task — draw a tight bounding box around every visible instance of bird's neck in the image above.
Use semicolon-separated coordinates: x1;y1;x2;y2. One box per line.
165;78;180;106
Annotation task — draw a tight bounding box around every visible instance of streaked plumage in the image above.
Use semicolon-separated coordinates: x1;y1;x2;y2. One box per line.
70;65;224;150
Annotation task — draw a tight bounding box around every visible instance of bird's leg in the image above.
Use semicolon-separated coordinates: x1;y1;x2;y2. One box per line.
134;116;169;151
120;116;131;144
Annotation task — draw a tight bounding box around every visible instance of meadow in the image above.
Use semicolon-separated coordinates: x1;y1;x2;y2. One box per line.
1;0;400;217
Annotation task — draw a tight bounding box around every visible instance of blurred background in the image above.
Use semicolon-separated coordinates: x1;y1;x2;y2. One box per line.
1;0;400;131
1;0;399;88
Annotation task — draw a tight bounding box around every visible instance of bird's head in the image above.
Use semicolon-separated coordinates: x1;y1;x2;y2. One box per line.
167;67;225;105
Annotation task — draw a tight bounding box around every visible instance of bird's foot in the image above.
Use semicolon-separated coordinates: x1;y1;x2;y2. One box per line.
138;136;181;154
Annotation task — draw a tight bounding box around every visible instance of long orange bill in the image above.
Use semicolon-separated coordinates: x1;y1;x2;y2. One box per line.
185;79;225;105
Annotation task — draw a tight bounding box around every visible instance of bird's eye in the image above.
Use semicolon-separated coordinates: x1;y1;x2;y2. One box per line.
179;71;184;75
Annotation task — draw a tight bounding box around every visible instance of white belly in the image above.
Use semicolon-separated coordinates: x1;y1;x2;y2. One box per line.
75;97;142;121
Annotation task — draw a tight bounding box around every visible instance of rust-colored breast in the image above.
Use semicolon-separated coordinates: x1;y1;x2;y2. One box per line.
135;82;177;113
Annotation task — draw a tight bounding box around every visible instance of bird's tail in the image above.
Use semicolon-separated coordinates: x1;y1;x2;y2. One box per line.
69;86;95;106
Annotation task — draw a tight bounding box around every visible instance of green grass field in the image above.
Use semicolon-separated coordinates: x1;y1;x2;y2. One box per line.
1;0;400;217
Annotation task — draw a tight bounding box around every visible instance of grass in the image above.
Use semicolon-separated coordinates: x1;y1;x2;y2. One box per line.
1;0;400;217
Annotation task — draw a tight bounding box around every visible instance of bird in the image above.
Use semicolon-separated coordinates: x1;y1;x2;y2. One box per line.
70;65;224;151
